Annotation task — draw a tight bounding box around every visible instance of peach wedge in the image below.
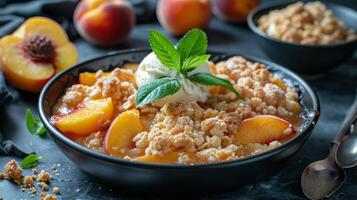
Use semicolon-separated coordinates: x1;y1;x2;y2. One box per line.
79;72;110;86
235;115;296;145
104;109;143;156
135;152;179;164
53;98;114;136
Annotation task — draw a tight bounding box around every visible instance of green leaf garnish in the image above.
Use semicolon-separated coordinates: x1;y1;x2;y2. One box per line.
26;109;46;137
136;77;181;107
182;54;210;75
137;28;241;106
21;154;44;169
176;28;208;61
149;30;181;70
189;73;241;98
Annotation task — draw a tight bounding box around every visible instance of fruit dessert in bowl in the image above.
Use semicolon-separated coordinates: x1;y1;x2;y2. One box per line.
248;1;357;75
39;29;319;192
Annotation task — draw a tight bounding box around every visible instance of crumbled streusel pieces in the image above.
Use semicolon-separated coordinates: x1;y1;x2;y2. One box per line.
4;159;23;185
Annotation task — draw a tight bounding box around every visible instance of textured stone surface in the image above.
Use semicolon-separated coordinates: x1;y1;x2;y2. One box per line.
0;16;357;200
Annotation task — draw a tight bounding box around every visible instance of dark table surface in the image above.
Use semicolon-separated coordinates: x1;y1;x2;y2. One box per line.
1;11;357;200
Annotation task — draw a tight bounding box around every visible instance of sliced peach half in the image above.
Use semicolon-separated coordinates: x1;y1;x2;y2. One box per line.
135;152;179;164
79;72;110;86
0;16;78;92
0;35;54;92
53;98;114;136
104;109;143;156
234;115;297;145
135;152;197;164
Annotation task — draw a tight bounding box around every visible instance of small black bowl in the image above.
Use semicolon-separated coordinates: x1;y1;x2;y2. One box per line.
39;49;320;194
248;1;357;75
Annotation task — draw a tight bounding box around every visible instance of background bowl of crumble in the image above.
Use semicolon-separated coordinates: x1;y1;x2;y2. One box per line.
248;1;357;75
38;49;319;193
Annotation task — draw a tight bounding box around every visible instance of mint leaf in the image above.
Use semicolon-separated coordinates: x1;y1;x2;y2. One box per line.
21;154;44;169
149;30;181;70
182;54;210;75
176;28;208;62
136;77;181;107
189;73;241;98
26;109;46;137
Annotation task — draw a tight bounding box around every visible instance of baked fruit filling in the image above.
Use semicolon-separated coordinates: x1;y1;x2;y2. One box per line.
51;29;302;164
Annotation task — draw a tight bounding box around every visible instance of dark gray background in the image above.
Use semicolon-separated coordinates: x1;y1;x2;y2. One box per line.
1;0;357;199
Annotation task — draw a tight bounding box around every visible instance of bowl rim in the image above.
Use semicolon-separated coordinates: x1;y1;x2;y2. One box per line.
39;48;320;169
247;0;357;48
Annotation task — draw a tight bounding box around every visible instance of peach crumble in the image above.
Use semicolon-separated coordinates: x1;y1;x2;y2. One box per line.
258;1;357;45
50;29;302;164
51;56;302;164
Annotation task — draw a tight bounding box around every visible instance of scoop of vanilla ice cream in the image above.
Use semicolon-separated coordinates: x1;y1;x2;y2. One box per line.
136;52;210;106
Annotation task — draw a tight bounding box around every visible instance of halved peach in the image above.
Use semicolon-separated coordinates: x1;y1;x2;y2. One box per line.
79;72;110;86
0;17;78;92
104;109;143;156
53;98;114;136
235;115;296;145
14;17;79;71
0;35;55;92
135;152;179;164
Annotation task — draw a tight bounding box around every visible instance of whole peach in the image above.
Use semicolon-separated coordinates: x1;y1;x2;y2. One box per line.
212;0;260;23
74;0;136;46
157;0;212;36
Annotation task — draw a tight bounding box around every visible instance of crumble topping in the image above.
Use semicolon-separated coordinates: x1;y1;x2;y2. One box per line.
258;1;357;45
53;56;302;164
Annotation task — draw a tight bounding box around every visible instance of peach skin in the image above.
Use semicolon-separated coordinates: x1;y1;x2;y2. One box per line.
74;0;136;46
212;0;260;23
157;0;212;36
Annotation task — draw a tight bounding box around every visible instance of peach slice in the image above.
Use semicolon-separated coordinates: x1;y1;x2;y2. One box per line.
235;115;296;145
0;17;78;92
104;110;143;156
135;152;198;164
135;152;179;164
53;98;114;136
79;72;110;86
272;78;287;91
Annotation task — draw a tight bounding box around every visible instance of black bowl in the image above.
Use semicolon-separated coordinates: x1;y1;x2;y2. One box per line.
248;1;357;75
38;49;320;194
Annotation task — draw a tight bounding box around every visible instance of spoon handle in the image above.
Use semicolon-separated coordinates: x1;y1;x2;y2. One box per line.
333;91;357;144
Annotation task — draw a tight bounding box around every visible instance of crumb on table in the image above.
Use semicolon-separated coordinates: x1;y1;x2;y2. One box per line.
37;170;50;182
4;159;23;185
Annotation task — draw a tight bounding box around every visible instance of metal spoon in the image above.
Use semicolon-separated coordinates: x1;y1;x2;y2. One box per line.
336;110;357;168
301;94;357;200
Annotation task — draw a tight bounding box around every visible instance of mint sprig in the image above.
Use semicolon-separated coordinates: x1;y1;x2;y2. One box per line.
136;28;241;107
136;77;181;107
26;109;46;137
21;154;44;169
189;73;241;98
182;54;211;74
149;31;181;70
177;28;208;62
